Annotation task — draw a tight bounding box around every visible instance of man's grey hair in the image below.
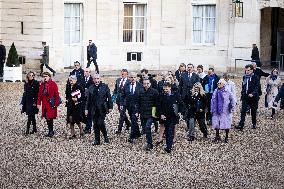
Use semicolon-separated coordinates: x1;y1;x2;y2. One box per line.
69;75;77;81
93;73;101;79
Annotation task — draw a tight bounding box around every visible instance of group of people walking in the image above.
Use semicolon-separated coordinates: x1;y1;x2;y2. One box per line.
21;62;284;153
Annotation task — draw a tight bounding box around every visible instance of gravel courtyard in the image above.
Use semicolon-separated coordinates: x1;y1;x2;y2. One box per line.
0;76;283;188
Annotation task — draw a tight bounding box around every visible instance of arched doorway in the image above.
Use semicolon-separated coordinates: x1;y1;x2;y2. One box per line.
260;7;284;67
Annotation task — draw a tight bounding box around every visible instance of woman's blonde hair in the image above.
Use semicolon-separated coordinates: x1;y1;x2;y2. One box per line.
192;82;205;96
165;75;174;84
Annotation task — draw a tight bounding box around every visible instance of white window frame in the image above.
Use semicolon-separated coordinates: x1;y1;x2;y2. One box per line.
64;3;82;45
192;5;216;45
123;3;147;43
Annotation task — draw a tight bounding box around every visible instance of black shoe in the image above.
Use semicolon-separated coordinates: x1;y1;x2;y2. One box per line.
203;133;208;139
45;132;54;137
188;136;195;142
104;137;110;143
144;144;153;151
252;124;256;129
213;136;221;143
224;137;229;143
92;141;100;145
128;138;134;144
235;125;243;131
135;133;141;139
115;130;121;135
164;147;171;153
69;135;76;139
155;140;163;146
30;129;37;134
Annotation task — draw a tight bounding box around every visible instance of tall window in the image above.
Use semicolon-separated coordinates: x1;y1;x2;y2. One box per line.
123;4;146;43
192;5;216;44
64;4;81;44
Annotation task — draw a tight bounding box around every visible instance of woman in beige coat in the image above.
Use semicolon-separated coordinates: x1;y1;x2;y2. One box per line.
264;68;281;118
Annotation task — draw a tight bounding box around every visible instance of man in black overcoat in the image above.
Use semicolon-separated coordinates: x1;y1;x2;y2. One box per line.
85;74;113;145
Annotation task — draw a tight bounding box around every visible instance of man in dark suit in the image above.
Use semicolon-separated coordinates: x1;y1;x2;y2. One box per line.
40;41;56;76
251;62;269;99
86;40;99;73
175;63;186;82
251;44;261;67
113;69;131;134
0;40;6;77
236;64;260;130
179;63;200;100
70;61;85;87
157;71;168;95
121;72;143;143
83;68;93;134
202;67;219;125
139;69;158;90
85;74;113;145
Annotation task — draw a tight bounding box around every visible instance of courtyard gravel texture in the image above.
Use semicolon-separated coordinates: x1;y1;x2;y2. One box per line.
0;76;284;188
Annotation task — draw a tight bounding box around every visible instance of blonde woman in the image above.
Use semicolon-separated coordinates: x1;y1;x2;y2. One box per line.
184;82;208;141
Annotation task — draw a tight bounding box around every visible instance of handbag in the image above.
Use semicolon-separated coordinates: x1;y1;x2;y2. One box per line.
50;96;62;108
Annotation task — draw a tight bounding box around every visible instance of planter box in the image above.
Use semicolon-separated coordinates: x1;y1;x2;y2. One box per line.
3;65;23;82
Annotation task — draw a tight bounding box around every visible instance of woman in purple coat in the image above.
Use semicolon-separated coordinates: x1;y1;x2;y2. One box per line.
211;79;236;143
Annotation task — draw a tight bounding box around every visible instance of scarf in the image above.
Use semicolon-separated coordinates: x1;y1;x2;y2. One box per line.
208;75;215;93
243;72;254;86
43;81;49;96
271;75;277;81
215;87;225;115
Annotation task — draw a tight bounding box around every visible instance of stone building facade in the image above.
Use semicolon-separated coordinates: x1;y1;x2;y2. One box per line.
0;0;283;72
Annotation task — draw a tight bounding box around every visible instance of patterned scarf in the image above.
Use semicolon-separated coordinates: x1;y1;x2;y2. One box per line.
216;87;225;115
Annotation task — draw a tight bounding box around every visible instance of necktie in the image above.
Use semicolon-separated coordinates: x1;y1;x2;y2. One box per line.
119;78;124;89
131;84;134;94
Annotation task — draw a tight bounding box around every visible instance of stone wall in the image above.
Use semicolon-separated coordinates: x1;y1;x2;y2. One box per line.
0;0;44;69
1;0;281;73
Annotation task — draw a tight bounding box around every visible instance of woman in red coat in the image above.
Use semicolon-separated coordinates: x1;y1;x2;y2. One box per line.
37;72;60;137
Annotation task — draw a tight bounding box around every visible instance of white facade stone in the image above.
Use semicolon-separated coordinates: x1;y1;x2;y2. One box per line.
0;0;283;72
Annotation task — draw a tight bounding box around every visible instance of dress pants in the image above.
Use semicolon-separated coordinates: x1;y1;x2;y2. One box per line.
141;117;154;147
239;97;258;127
93;109;107;143
128;107;140;139
164;119;176;151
